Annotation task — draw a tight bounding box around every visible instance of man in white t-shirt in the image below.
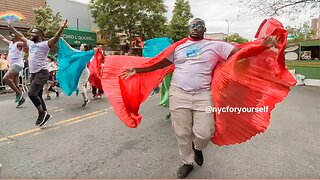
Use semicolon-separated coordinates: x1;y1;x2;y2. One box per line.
122;18;277;178
9;20;68;127
0;33;26;107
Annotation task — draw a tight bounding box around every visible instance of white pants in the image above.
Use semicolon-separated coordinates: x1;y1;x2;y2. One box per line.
78;67;90;96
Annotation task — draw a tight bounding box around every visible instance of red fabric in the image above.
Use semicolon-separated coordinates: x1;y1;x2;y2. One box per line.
89;48;104;90
102;38;188;128
102;18;296;145
211;18;296;145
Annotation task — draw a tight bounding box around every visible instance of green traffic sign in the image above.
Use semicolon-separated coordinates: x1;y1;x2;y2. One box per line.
62;29;97;46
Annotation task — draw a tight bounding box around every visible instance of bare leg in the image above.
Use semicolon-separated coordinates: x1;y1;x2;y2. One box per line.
3;70;21;95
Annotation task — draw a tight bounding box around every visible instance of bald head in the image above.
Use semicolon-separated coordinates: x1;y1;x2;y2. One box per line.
192;18;205;27
189;18;206;40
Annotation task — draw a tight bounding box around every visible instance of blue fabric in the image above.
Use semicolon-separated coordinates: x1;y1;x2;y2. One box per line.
143;37;173;96
56;38;94;96
143;37;174;58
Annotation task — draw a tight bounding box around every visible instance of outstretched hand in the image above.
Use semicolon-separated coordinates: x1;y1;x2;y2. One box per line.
61;19;68;28
120;68;136;79
261;36;277;48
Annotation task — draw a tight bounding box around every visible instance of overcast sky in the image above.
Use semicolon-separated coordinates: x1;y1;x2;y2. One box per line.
75;0;316;40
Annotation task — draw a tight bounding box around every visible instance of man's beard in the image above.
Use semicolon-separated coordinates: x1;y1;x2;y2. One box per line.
30;36;38;42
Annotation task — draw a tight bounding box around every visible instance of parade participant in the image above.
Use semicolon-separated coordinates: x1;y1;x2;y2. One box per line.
92;85;103;99
56;38;94;98
78;43;91;107
9;20;68;126
0;33;26;107
88;47;104;99
120;18;279;178
44;56;59;100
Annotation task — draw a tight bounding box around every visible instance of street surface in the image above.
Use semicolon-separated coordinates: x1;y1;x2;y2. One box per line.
0;86;319;178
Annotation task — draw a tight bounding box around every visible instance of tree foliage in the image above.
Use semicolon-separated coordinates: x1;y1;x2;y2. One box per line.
33;6;62;38
226;33;249;44
286;22;315;42
33;6;62;55
238;0;319;18
168;0;193;42
90;0;167;49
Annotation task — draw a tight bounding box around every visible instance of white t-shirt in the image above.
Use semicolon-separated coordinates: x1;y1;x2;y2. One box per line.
47;61;58;72
8;42;24;67
27;40;50;73
167;39;234;91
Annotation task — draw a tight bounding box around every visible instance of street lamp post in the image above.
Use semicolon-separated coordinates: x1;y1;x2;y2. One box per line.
226;20;231;36
225;19;238;42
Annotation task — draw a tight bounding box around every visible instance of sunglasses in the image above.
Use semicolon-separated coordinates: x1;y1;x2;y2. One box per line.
31;29;42;34
190;24;205;30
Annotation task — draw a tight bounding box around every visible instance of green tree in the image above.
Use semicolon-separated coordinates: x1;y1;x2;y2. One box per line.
238;0;319;18
90;0;167;50
286;22;315;42
168;0;193;42
226;33;249;44
33;6;62;38
33;6;62;55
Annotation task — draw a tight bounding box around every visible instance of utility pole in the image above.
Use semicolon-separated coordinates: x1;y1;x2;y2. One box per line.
77;18;80;49
225;19;238;42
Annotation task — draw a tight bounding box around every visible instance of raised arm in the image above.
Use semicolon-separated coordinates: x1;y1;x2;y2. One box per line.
8;23;28;44
236;36;278;59
16;42;26;51
227;36;277;59
228;47;240;58
48;19;68;48
120;58;173;79
0;34;12;45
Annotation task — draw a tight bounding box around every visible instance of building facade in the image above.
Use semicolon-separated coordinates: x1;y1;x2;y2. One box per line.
204;32;227;41
1;0;98;52
46;0;98;47
0;0;47;53
311;17;320;39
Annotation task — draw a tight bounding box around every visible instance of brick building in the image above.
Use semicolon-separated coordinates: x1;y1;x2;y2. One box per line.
0;0;47;52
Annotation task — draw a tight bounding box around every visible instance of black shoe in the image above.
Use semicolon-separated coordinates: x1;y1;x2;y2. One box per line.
82;99;90;107
193;144;204;166
45;96;51;101
177;164;193;179
35;111;47;126
165;113;171;121
56;91;59;97
39;113;52;127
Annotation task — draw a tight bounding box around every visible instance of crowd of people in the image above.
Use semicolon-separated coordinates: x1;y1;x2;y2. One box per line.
0;20;105;127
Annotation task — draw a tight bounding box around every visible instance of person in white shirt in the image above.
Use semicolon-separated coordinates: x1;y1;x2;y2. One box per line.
122;18;277;178
0;33;26;107
9;20;68;127
44;56;59;100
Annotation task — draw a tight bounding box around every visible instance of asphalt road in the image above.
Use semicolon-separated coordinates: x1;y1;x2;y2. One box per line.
0;86;319;179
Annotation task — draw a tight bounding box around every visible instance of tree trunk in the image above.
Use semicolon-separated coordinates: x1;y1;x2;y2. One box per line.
128;30;133;53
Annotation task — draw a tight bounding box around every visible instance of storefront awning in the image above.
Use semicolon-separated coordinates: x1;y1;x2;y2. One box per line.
300;40;320;47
